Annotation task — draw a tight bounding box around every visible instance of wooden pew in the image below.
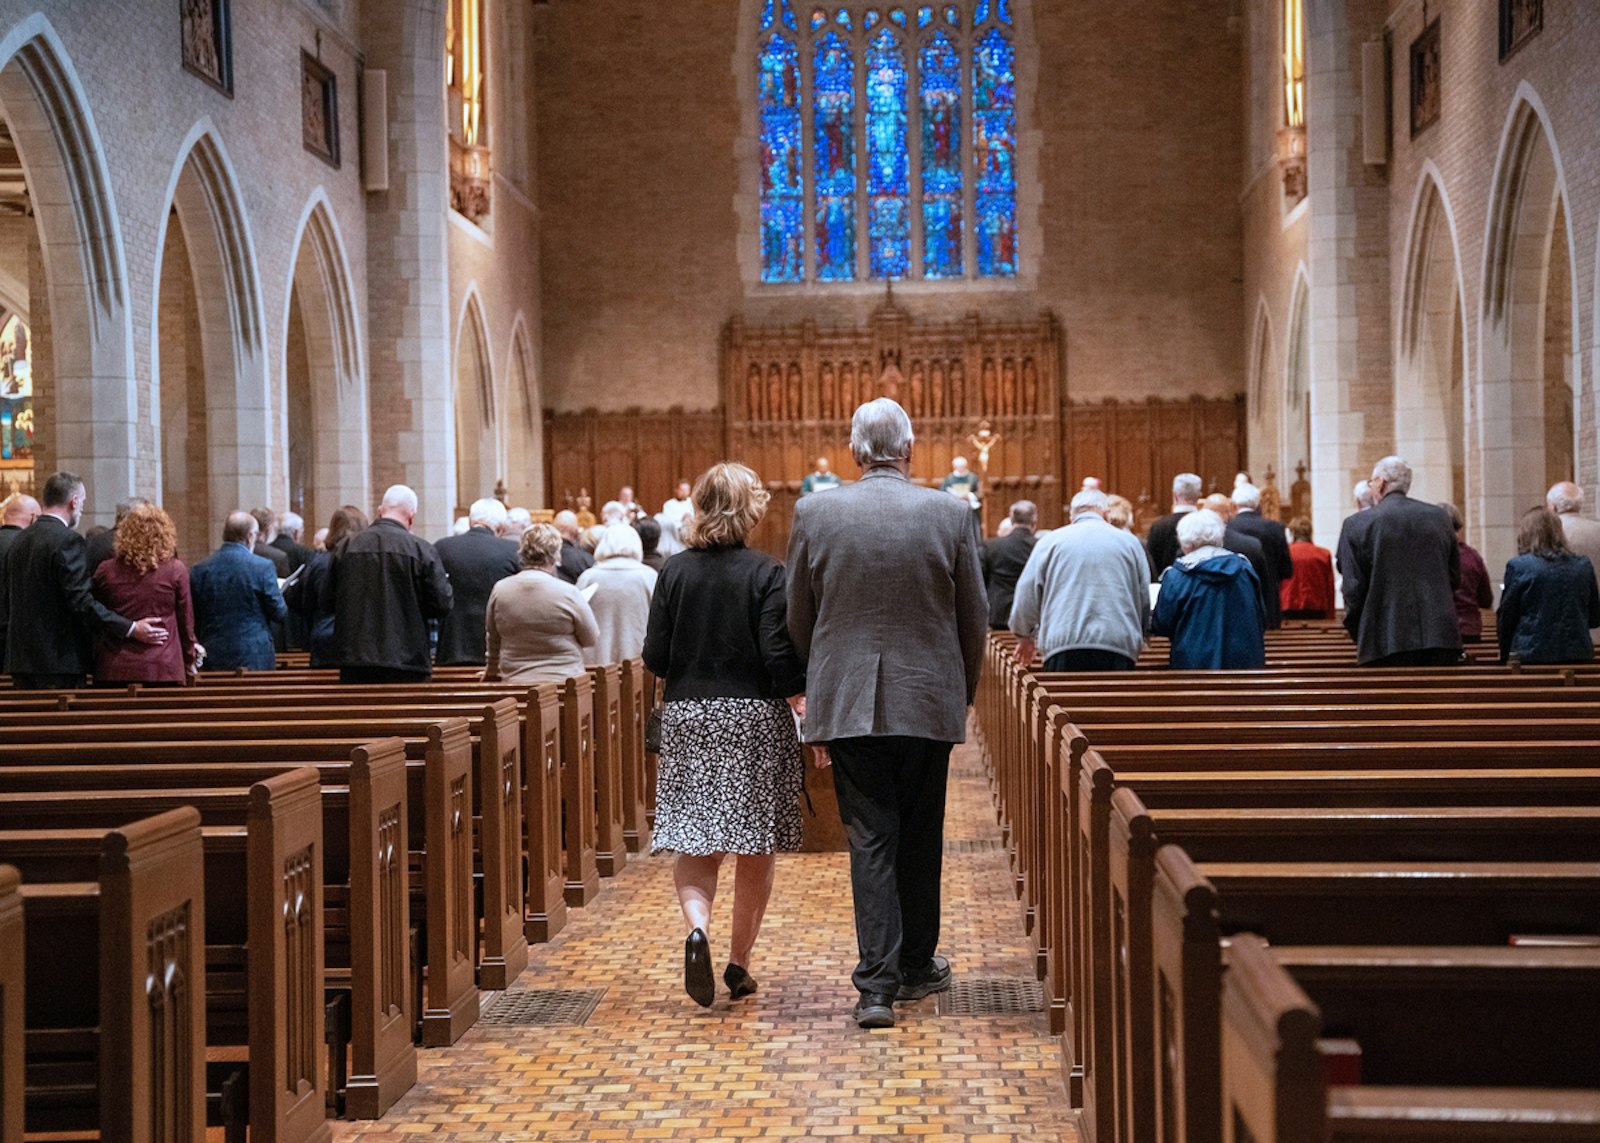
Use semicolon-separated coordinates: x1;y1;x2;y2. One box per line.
0;714;499;1041
0;742;416;1121
0;769;329;1143
1222;934;1600;1143
20;808;206;1142
1;864;19;1143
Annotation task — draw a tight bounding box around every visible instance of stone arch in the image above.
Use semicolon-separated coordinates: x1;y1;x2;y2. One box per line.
1248;298;1279;479
453;287;496;514
0;15;134;512
1396;166;1467;510
283;190;368;532
1477;85;1580;569
153;122;271;555
503;314;542;508
1284;266;1312;485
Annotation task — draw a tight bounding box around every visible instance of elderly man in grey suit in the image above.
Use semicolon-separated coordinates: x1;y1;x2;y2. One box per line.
786;398;988;1029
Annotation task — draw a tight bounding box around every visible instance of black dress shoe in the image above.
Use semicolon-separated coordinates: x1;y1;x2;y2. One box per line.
724;963;758;999
896;954;951;1002
684;928;715;1008
853;992;896;1028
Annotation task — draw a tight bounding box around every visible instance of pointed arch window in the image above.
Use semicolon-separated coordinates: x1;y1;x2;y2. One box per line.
758;0;1018;284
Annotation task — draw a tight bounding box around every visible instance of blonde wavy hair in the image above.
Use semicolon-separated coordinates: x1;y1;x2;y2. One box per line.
681;462;769;549
113;502;178;574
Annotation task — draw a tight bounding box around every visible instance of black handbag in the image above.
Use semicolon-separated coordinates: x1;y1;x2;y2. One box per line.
645;707;662;754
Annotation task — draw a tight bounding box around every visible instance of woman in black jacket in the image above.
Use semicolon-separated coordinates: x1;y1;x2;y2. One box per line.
1498;506;1600;664
642;462;808;1008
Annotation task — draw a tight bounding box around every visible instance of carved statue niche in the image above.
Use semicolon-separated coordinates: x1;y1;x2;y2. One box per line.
949;361;965;415
930;361;946;419
982;360;998;415
840;362;856;413
1260;465;1283;521
1022;357;1040;416
819;362;836;421
766;364;784;422
786;363;803;421
747;363;764;421
909;361;926;417
1001;358;1019;416
1290;460;1312;522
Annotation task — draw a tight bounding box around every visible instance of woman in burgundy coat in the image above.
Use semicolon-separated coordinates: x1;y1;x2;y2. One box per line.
91;503;202;684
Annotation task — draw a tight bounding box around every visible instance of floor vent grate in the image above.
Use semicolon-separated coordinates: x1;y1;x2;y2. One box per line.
943;837;1004;854
479;988;606;1027
937;976;1046;1017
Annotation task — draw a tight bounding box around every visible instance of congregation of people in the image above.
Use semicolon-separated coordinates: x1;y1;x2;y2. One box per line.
5;398;1600;1028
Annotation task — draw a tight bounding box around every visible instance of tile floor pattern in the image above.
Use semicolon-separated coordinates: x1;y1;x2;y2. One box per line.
333;736;1077;1141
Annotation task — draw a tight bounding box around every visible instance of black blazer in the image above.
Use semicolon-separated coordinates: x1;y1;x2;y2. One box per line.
1227;510;1294;629
1144;510;1189;582
254;541;290;577
326;517;454;675
270;534;312;575
1340;492;1461;664
85;526;117;576
0;515;133;676
558;539;594;584
434;526;520;665
981;527;1037;629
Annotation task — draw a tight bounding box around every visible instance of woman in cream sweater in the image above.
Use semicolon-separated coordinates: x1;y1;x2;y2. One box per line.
484;523;599;684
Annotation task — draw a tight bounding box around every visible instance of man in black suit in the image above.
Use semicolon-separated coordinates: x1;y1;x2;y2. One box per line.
84;495;149;574
0;471;167;688
1335;478;1375;576
554;509;595;584
1200;492;1269;612
270;510;313;574
0;492;39;668
1340;456;1461;666
981;499;1039;629
1227;483;1294;629
250;508;292;577
1144;473;1201;581
435;497;520;666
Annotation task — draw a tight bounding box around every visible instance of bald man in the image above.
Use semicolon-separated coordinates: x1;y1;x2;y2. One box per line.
1548;481;1600;640
189;511;288;672
0;492;39;565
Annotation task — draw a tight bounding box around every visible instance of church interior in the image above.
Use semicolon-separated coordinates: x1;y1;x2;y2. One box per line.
2;0;1599;1139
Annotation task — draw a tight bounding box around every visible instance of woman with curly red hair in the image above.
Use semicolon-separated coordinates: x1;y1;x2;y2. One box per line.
90;502;201;684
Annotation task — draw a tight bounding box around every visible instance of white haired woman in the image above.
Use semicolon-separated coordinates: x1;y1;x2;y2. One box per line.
484;523;600;684
577;522;658;665
1150;508;1266;668
642;462;807;1007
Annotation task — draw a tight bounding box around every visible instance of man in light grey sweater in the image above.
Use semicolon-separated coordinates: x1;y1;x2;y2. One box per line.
1009;488;1151;671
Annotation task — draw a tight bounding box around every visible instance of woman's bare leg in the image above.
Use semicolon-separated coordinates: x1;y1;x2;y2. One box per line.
729;853;777;968
675;853;726;937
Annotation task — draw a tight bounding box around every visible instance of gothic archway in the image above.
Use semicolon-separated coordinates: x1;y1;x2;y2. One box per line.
453;290;496;515
503;316;541;508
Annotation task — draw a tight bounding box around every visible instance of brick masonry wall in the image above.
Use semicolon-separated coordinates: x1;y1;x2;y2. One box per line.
532;0;1246;415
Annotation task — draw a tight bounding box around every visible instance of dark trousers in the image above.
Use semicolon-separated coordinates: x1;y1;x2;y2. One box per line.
1043;648;1136;673
1368;648;1461;668
828;735;953;996
340;665;431;684
11;673;85;690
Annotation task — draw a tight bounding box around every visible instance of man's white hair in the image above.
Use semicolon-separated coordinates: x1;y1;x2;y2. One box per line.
1370;456;1412;495
279;511;304;537
1172;473;1202;503
850;398;915;466
380;484;419;515
1547;481;1584;515
509;507;533;527
1231;482;1261;510
452;516;471;535
1069;489;1109;518
553;510;580;538
1177;508;1227;552
594;522;644;562
469;497;509;529
1353;480;1375;510
600;500;627;524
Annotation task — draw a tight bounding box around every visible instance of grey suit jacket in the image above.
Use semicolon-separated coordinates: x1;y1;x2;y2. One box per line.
786;465;987;744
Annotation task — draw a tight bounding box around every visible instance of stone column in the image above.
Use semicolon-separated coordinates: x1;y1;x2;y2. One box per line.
1306;0;1392;548
362;0;454;538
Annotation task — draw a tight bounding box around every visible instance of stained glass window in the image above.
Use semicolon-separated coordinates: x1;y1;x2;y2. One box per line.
973;26;1017;277
754;0;1019;284
865;30;910;278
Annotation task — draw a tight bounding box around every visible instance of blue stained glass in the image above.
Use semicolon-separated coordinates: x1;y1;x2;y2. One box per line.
889;7;907;27
759;34;804;282
761;0;774;29
810;8;827;30
866;30;910;278
864;8;880;28
997;0;1012;23
836;7;851;26
944;4;960;26
917;5;933;27
973;27;1017;277
919;32;963;278
975;0;989;24
813;33;857;281
781;0;797;29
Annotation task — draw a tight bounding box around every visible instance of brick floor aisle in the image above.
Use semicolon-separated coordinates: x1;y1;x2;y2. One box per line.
333;733;1077;1141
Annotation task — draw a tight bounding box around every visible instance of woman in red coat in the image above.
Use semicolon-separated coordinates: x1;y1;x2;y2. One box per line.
1280;516;1336;620
91;503;202;684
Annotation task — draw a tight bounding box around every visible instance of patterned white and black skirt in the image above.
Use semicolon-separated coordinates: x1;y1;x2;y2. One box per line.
652;697;804;856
